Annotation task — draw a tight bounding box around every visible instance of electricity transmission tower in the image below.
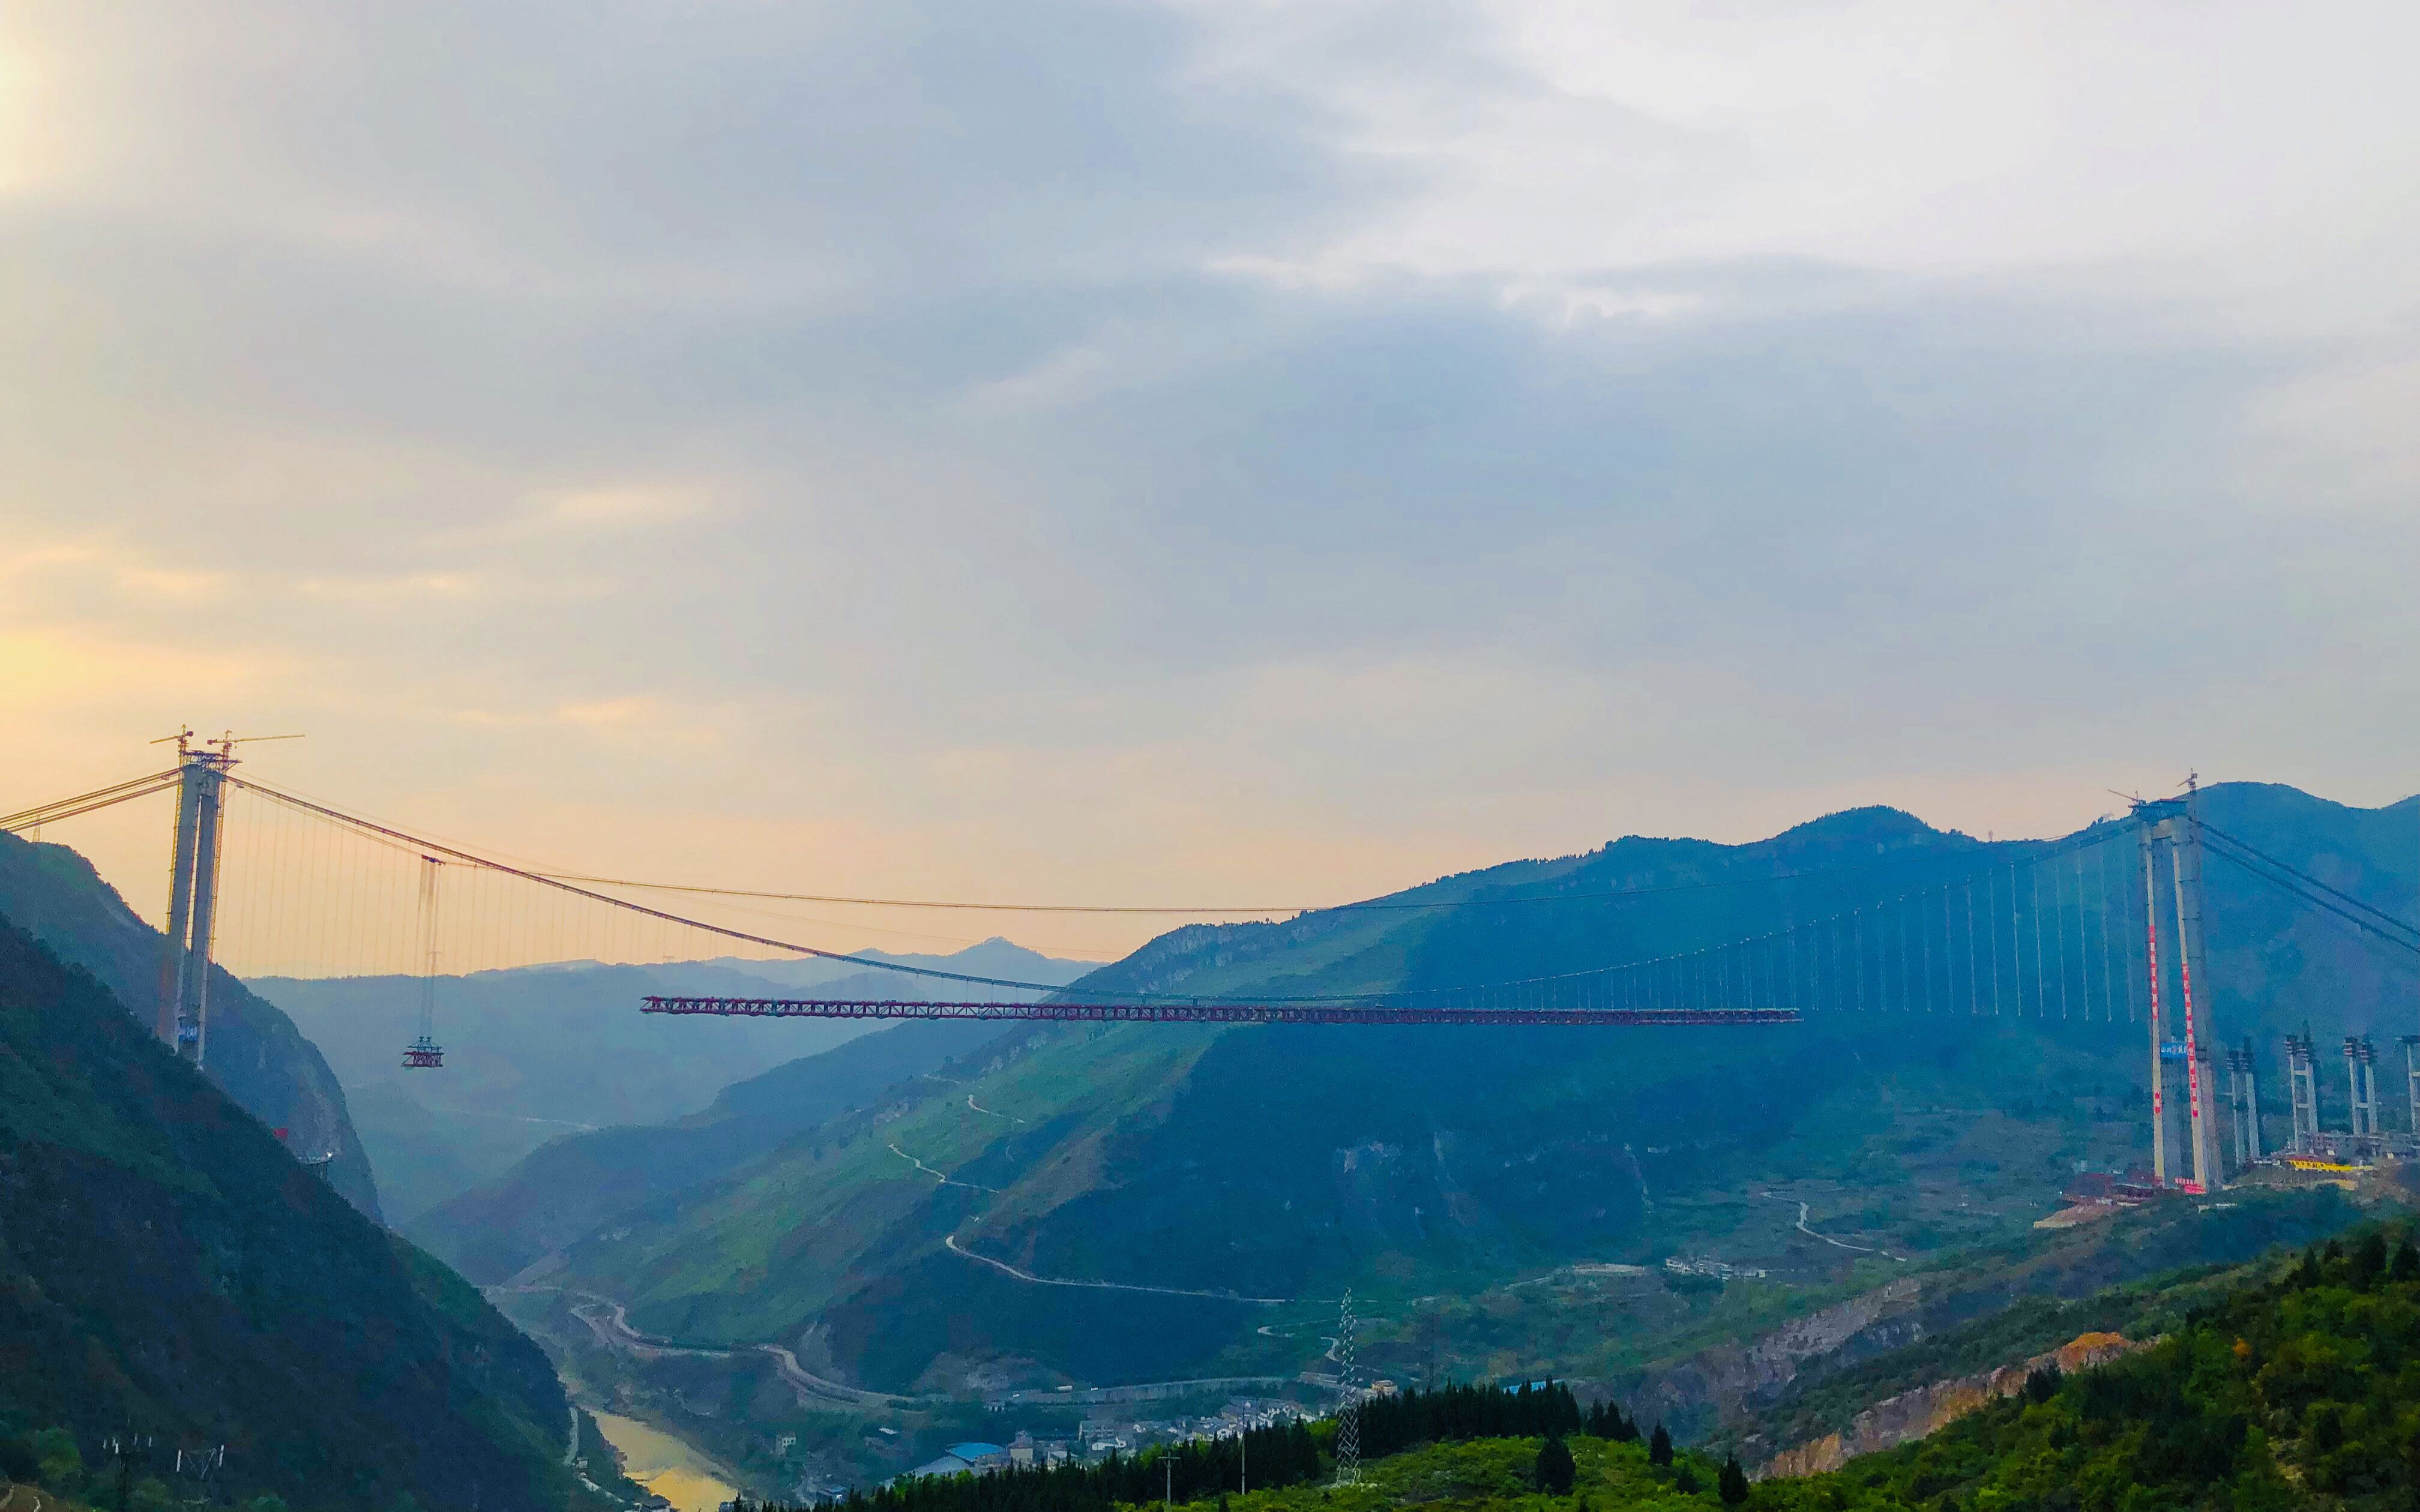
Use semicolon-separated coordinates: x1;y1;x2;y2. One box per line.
1334;1289;1360;1486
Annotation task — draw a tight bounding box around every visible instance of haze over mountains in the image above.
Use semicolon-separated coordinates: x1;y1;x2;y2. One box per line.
257;940;1094;1222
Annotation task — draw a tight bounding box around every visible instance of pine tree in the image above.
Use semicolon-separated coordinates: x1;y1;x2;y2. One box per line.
1649;1424;1673;1468
1718;1455;1749;1505
1586;1402;1634;1441
2352;1231;2389;1287
2023;1363;2063;1405
2293;1247;2322;1289
1535;1437;1576;1496
2392;1237;2420;1283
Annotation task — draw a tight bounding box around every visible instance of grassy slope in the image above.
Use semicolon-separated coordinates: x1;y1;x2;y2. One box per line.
572;1025;1231;1355
0;913;591;1512
417;1019;1022;1285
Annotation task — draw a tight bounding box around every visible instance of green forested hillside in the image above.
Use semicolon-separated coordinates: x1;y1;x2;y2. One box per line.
529;786;2414;1409
0;830;382;1216
0;911;592;1512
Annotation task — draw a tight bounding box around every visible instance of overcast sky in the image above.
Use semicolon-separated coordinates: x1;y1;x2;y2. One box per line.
5;1;2416;959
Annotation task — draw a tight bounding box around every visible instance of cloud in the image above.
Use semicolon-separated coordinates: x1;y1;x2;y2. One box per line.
2;0;2415;961
298;571;487;604
557;696;657;729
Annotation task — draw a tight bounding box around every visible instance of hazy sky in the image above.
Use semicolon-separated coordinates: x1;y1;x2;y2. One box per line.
5;1;2416;959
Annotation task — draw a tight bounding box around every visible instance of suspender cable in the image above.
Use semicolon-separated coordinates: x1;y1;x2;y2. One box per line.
1960;880;1970;1012
2094;842;2108;1019
2054;851;2069;1020
2032;856;2047;1018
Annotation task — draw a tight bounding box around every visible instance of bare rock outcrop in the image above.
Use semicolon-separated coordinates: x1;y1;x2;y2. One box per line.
1637;1277;1924;1433
1758;1330;2150;1479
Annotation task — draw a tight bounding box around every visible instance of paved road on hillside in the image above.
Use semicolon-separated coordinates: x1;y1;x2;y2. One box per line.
567;1291;908;1405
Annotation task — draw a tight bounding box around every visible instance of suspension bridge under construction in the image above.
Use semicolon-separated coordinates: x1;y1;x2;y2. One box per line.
5;732;2417;1200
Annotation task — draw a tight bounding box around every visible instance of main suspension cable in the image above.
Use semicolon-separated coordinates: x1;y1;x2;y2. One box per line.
536;843;2024;918
2197;821;2419;941
0;768;184;832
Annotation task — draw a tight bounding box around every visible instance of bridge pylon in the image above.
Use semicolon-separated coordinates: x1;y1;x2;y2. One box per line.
154;731;235;1069
149;728;299;1070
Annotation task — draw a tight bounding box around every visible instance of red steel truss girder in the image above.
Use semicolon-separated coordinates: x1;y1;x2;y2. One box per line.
640;997;1799;1027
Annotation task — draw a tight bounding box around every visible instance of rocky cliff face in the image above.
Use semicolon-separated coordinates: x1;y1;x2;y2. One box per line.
1757;1330;2151;1478
0;831;381;1219
1630;1278;1926;1439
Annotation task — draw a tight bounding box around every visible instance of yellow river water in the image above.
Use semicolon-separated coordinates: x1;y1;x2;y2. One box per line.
591;1411;742;1512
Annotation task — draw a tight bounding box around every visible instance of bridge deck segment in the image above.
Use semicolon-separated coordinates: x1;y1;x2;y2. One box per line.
640;996;1799;1026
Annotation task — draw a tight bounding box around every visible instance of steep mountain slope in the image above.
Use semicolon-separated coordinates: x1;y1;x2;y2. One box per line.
534;786;2414;1401
255;939;1091;1222
0;911;588;1512
416;1018;1022;1282
0;830;381;1218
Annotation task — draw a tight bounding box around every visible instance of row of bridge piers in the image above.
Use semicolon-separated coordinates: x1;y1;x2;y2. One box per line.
2139;782;2414;1189
2182;1028;2420;1176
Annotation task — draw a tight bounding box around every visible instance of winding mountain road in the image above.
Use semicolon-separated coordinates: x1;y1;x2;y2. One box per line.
941;1233;1291;1304
1772;1196;1906;1262
889;1142;999;1192
567;1289;907;1406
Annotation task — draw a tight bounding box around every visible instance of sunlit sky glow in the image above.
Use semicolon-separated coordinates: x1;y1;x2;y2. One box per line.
5;1;2416;961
